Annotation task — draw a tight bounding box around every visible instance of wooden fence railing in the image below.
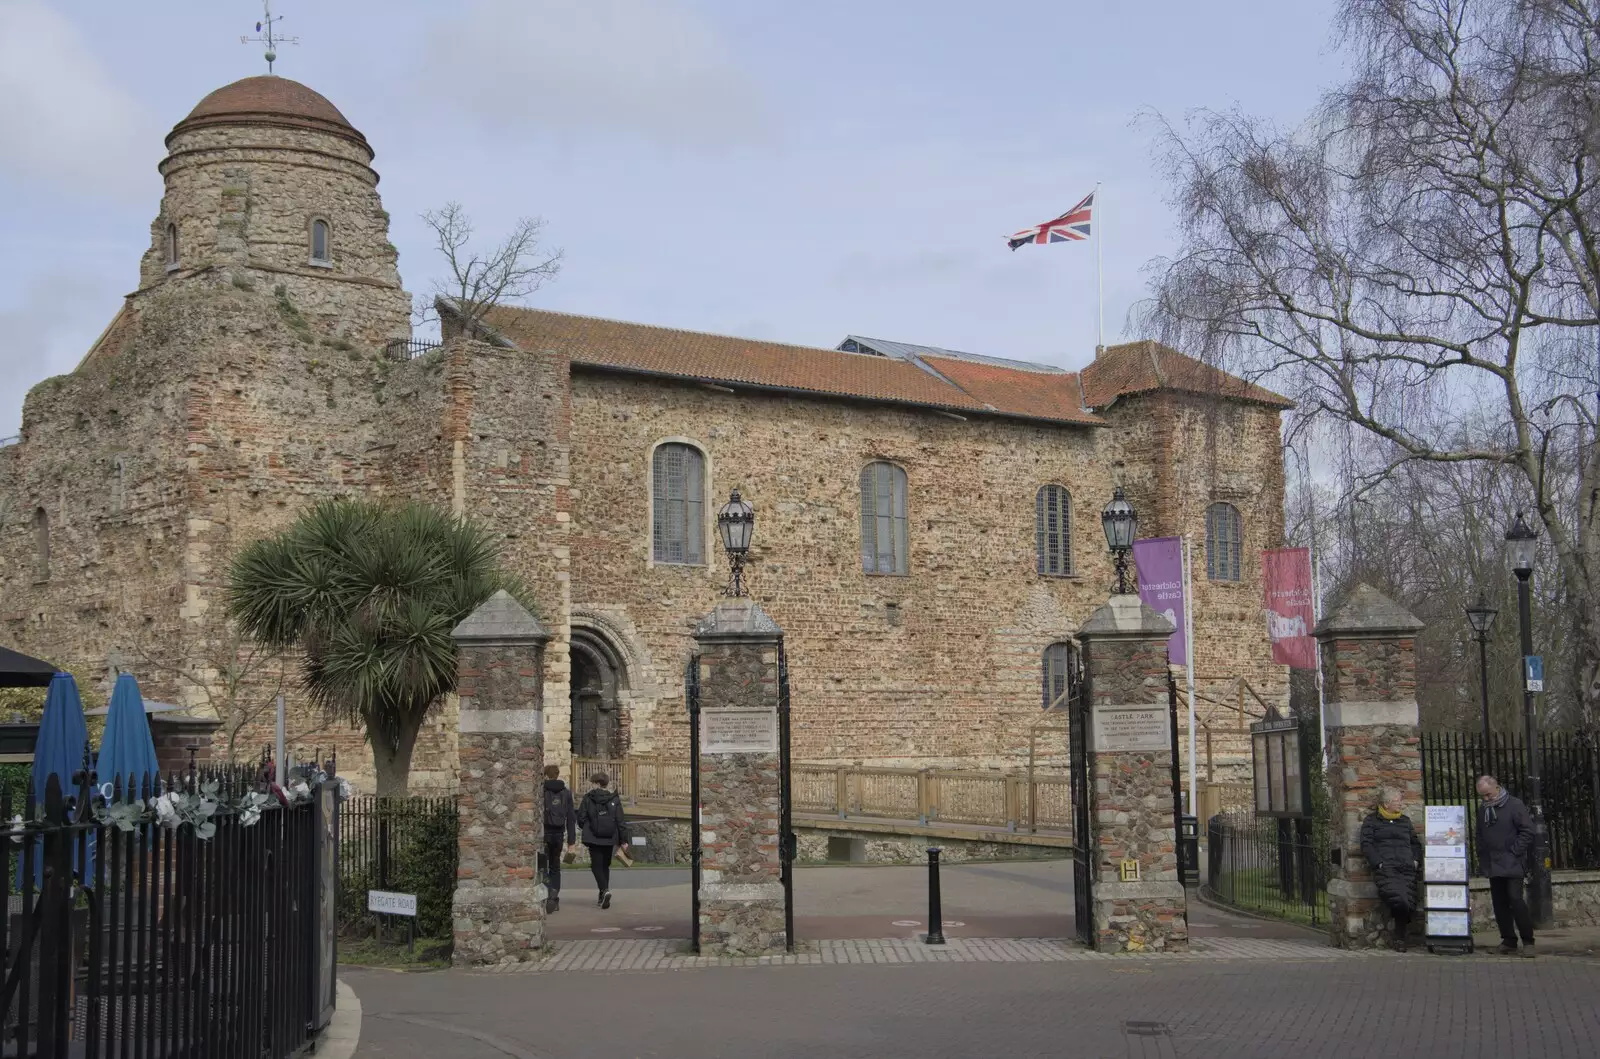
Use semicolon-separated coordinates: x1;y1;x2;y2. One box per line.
574;756;1073;833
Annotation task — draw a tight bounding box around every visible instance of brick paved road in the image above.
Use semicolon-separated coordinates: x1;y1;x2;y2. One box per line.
347;951;1600;1058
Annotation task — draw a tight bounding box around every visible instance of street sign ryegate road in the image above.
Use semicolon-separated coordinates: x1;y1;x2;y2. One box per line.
367;890;418;917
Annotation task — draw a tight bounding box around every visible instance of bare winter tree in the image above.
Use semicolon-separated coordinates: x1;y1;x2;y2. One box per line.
1143;0;1600;727
417;202;563;336
128;622;324;761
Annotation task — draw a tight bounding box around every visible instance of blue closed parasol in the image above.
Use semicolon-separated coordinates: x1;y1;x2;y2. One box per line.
21;671;92;885
96;672;161;800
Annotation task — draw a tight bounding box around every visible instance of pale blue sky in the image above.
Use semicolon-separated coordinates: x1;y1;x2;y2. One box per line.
0;0;1344;435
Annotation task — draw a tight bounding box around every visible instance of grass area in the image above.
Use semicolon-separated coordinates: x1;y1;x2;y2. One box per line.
1210;868;1329;927
339;934;453;971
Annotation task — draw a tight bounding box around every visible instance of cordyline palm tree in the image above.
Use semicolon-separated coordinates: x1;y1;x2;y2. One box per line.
227;498;511;797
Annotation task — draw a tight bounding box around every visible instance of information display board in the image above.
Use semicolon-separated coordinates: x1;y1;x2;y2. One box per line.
1423;805;1471;952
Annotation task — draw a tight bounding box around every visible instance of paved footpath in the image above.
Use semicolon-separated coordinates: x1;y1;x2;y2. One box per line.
347;947;1600;1059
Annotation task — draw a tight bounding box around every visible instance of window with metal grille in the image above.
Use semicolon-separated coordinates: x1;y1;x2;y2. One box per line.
1035;485;1073;575
651;443;704;564
1206;502;1243;581
1042;642;1077;711
859;461;908;574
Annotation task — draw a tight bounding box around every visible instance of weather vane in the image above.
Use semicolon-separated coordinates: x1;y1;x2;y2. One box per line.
241;2;298;74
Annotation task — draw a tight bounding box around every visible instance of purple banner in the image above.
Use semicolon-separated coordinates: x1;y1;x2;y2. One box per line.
1133;536;1187;666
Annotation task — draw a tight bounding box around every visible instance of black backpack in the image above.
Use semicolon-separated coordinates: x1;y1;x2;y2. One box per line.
589;793;618;840
544;786;567;831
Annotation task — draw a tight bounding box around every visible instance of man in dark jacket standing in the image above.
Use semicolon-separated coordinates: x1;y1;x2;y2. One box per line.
541;765;577;913
577;772;628;909
1476;774;1536;957
1359;788;1424;951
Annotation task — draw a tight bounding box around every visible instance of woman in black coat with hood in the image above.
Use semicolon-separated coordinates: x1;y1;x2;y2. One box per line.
1359;788;1424;951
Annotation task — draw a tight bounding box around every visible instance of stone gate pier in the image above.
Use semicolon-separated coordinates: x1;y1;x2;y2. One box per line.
692;598;786;956
1078;594;1189;952
451;590;550;966
1317;584;1425;949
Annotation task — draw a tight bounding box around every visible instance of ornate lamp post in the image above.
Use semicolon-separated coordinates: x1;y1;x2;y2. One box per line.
716;490;755;597
1100;486;1138;594
1464;591;1498;739
1505;510;1551;927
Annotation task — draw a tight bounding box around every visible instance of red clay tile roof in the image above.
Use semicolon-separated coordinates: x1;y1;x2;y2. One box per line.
1080;340;1292;409
484;307;1104;426
168;76;369;153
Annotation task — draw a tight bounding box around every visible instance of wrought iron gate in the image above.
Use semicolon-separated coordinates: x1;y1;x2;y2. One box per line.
1067;649;1094;946
685;648;795;954
1167;674;1189;887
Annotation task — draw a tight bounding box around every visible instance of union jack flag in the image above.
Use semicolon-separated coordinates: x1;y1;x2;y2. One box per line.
1006;191;1094;250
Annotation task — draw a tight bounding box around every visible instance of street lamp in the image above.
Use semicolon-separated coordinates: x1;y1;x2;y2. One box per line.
1505;509;1551;927
1100;486;1138;594
1464;591;1498;739
716;490;755;598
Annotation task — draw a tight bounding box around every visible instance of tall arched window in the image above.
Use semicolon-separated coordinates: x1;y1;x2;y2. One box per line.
652;442;704;564
859;461;908;574
1042;642;1079;711
165;223;179;269
1036;485;1073;576
32;507;49;582
1206;502;1243;582
309;218;331;264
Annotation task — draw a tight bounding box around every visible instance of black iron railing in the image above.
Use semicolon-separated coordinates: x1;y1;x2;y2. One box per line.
337;796;457;939
1206;813;1327;926
0;767;335;1058
382;338;444;361
1420;732;1600;871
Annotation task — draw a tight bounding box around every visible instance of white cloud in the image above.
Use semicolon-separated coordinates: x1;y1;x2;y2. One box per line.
0;272;122;437
0;1;160;198
409;0;767;146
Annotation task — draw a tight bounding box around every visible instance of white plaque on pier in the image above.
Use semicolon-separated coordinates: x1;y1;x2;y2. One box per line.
701;708;778;754
1091;704;1171;753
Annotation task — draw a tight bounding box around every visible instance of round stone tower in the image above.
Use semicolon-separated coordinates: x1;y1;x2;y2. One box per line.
138;75;410;347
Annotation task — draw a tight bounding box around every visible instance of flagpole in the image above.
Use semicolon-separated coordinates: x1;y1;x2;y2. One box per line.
1313;546;1327;768
1095;180;1104;353
1184;534;1197;818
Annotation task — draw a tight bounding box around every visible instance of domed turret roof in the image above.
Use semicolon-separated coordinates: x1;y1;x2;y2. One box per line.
167;75;370;153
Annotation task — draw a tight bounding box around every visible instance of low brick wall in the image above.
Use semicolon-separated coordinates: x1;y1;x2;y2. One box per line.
1468;871;1600;929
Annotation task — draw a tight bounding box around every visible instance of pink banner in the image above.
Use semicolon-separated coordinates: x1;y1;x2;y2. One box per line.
1263;547;1317;669
1133;536;1187;666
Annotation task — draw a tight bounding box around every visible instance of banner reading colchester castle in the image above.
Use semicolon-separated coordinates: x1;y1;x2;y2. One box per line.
1132;537;1187;666
1262;547;1316;669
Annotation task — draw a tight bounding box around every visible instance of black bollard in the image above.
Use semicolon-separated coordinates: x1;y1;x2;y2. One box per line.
923;846;946;945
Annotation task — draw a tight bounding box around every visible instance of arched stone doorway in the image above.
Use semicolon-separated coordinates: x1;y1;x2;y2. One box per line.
570;628;627;759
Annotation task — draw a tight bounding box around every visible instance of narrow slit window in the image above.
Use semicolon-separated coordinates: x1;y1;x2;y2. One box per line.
33;507;49;581
165;223;179;268
310;219;331;263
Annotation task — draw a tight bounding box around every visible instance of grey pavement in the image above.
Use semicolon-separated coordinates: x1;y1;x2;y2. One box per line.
346;951;1600;1058
546;857;1318;942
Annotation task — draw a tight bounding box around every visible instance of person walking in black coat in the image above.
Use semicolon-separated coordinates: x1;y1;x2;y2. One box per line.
1476;774;1536;957
576;772;628;909
1359;788;1423;951
541;765;578;913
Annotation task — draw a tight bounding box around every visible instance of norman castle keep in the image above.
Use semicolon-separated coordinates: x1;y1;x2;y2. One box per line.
0;76;1291;792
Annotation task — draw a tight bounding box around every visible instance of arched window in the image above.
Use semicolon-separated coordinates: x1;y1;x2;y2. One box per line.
165;223;179;269
1042;642;1079;711
1036;485;1073;576
859;461;909;574
309;218;331;264
651;442;704;564
32;507;49;582
1206;502;1243;582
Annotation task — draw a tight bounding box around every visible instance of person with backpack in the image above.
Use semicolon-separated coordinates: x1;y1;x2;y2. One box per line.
541;764;578;913
577;771;628;908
